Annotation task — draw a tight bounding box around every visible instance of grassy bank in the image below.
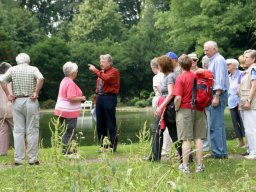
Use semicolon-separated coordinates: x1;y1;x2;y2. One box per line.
0;138;255;191
1;108;255;191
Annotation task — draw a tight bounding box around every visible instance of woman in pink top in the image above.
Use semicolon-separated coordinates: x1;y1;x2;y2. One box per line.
54;61;86;154
0;62;13;156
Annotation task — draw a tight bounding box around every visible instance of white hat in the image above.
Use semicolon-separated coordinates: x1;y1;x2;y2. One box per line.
188;53;198;60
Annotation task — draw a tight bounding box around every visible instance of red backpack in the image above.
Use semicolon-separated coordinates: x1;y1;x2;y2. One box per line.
191;70;214;109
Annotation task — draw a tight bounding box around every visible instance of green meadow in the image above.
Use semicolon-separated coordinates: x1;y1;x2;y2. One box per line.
0;117;255;192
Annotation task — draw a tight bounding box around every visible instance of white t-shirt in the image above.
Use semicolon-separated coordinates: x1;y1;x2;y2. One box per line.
152;72;164;109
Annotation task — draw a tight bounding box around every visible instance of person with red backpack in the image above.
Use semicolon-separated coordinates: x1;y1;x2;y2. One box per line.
173;54;208;174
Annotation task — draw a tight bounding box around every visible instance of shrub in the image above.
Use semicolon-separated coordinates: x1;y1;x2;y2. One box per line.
140;90;150;100
130;97;140;105
135;100;147;108
41;99;56;109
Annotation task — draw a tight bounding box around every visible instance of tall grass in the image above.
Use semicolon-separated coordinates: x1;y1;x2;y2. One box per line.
0;120;256;191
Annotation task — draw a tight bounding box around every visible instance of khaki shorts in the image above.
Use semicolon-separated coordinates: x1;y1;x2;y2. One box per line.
176;108;206;140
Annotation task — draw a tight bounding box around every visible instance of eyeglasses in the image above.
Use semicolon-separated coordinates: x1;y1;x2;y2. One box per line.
192;59;198;62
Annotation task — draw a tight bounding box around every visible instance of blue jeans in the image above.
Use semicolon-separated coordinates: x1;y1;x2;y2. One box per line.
209;92;228;157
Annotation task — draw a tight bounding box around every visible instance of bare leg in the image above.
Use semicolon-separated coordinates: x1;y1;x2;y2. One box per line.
195;139;203;165
182;140;191;166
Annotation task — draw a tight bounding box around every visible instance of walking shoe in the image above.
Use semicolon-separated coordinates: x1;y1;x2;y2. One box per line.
14;162;22;166
241;152;249;156
64;153;80;159
196;164;205;173
178;164;190;174
29;161;40;165
244;154;256;160
203;153;212;158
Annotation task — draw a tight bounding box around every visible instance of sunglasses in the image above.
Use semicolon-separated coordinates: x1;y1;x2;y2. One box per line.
192;59;198;62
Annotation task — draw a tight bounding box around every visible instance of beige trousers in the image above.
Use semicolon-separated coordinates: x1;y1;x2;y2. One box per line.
0;118;13;155
13;98;40;164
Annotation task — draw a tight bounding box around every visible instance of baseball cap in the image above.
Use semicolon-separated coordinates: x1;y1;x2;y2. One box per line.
166;51;178;60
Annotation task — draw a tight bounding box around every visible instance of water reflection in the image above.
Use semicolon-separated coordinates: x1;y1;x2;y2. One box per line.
39;111;155;148
39;110;235;148
77;116;93;129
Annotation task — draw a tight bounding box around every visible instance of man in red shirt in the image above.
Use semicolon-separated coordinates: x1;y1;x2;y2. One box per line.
88;54;120;152
173;54;206;174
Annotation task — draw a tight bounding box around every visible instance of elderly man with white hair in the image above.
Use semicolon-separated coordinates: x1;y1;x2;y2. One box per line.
0;53;44;165
88;54;120;152
203;41;229;159
54;61;86;155
226;58;245;147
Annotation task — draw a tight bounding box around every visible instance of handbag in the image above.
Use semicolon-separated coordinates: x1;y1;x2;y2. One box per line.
164;98;176;123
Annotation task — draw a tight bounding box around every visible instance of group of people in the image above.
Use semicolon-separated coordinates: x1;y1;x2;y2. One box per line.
0;42;256;171
0;53;120;165
149;40;256;174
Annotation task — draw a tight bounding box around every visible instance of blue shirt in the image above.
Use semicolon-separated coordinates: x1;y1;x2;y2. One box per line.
208;53;229;91
228;70;243;109
252;68;256;80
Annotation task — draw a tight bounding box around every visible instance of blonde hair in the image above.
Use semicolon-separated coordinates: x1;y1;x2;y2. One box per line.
150;57;159;68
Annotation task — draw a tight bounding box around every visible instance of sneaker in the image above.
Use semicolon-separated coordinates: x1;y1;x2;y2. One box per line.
241;152;249;156
203;153;212;158
196;164;205;173
244;154;256;160
64;153;80;159
178;164;190;174
14;162;22;166
29;161;40;165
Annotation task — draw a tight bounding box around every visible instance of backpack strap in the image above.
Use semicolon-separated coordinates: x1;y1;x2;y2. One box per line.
191;77;197;108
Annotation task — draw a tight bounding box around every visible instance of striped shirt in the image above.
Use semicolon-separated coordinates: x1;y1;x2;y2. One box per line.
0;64;44;97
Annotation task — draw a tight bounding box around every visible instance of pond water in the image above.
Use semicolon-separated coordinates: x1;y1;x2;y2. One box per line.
39;110;236;148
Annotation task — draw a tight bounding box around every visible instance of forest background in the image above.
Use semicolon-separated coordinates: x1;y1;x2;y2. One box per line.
0;0;255;107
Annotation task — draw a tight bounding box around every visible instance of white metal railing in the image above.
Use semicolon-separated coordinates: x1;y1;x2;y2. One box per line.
81;100;93;110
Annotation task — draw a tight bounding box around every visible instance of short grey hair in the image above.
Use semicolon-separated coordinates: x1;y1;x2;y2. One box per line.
100;54;113;65
202;55;210;68
204;41;218;52
63;61;78;76
16;53;30;65
0;62;12;74
226;58;239;69
244;49;256;62
150;57;159;68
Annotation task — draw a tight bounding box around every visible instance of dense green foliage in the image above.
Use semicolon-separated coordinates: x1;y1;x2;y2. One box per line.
0;0;255;103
